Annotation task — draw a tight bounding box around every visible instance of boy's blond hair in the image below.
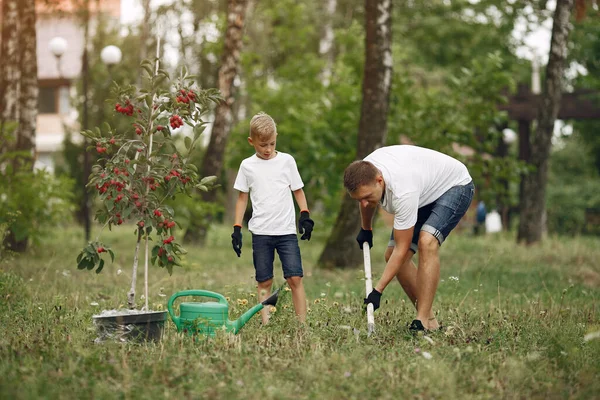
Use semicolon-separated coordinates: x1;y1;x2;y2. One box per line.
250;112;277;140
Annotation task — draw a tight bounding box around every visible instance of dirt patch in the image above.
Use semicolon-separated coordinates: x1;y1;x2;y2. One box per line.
575;267;600;288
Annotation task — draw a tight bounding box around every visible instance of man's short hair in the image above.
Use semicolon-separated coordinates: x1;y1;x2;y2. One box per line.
250;112;277;140
343;160;379;193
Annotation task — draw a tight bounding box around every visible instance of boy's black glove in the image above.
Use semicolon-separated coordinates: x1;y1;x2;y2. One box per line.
298;210;314;241
231;225;242;257
364;289;382;311
356;228;373;249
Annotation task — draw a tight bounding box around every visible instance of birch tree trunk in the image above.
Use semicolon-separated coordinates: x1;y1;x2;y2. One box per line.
517;0;574;244
319;0;337;87
0;0;20;145
0;0;38;252
318;0;392;269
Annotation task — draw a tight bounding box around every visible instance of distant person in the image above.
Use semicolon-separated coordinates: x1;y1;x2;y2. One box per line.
344;145;474;332
231;112;314;324
474;200;487;235
485;209;502;233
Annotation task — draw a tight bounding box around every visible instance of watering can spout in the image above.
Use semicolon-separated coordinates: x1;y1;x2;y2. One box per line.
230;289;280;333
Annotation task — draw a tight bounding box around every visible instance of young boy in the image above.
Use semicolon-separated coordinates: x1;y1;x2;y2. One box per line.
231;112;314;324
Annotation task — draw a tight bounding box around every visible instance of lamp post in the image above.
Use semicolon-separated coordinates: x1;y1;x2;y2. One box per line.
49;37;68;78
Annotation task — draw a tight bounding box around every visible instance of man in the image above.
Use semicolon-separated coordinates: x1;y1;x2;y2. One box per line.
344;145;474;332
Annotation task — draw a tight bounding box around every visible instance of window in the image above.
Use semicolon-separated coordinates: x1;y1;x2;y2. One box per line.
38;85;70;114
38;87;57;114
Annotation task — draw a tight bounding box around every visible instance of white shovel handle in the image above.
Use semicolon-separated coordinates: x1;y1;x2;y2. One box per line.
363;243;375;335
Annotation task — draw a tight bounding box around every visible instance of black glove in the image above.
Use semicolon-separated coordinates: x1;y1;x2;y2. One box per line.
298;210;314;241
356;228;373;249
364;289;382;311
231;225;242;257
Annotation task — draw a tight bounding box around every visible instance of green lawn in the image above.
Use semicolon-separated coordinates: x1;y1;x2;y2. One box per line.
1;223;599;399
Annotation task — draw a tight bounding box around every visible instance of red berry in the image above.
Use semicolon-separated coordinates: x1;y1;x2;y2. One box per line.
138;221;144;227
109;138;116;145
156;125;164;131
168;256;174;262
154;210;162;217
97;247;105;253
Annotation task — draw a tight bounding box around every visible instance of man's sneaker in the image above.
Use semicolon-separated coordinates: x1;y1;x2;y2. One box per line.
408;319;426;333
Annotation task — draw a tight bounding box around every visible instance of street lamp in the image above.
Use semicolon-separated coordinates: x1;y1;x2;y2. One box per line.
502;128;517;145
100;45;122;68
49;36;68;78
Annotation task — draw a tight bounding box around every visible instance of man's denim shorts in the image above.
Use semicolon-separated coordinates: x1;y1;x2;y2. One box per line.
388;181;475;253
251;234;303;282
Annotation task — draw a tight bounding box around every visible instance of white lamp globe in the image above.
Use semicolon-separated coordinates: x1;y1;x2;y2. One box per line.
502;128;517;144
100;45;122;66
49;37;68;58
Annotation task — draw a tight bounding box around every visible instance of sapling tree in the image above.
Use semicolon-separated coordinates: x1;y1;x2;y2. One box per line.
76;54;220;311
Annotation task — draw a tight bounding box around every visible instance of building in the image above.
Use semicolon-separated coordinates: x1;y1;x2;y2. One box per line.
35;0;121;171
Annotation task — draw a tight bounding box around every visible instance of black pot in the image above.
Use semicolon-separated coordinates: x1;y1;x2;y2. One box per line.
93;310;168;343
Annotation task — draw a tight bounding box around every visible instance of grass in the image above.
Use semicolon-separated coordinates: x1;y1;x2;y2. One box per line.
1;222;599;399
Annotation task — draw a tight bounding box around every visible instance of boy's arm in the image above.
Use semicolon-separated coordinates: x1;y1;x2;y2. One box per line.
292;188;308;212
231;191;248;257
234;191;249;226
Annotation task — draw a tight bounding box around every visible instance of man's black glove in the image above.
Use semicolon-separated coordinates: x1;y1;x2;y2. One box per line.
298;210;314;241
364;289;382;311
356;228;373;249
231;225;242;257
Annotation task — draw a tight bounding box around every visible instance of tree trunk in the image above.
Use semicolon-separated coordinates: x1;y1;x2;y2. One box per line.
0;0;37;253
17;0;38;163
200;0;249;197
517;0;574;244
319;0;336;87
0;0;20;142
186;0;249;243
318;0;392;269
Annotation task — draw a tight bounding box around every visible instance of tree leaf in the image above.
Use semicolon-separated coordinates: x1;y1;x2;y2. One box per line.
184;136;192;150
96;259;105;274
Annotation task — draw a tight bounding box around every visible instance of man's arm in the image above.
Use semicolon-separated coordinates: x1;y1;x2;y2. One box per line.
234;191;249;226
292;188;308;211
359;203;377;230
374;227;413;292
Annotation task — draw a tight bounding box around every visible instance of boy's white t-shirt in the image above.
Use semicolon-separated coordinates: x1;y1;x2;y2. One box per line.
234;152;304;235
364;145;472;230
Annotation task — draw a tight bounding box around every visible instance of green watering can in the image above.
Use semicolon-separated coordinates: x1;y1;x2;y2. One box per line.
167;289;280;336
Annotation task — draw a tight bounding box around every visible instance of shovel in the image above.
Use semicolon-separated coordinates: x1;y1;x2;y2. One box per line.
363;243;375;336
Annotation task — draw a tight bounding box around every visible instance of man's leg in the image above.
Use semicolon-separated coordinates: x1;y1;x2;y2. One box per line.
385;246;437;326
415;231;440;330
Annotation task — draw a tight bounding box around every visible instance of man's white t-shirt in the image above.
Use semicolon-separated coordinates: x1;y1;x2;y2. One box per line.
364;145;472;230
234;152;304;235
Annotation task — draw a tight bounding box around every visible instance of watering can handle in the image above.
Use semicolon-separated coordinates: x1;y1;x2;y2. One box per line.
167;289;229;323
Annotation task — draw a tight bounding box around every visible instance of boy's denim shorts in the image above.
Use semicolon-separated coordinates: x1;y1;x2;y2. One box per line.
388;181;475;253
251;234;303;283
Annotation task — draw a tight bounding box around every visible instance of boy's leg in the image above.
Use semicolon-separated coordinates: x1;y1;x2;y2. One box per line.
257;278;274;325
276;234;306;323
252;234;275;325
286;276;306;323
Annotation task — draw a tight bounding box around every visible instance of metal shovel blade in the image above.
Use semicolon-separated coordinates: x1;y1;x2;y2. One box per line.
261;289;280;307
